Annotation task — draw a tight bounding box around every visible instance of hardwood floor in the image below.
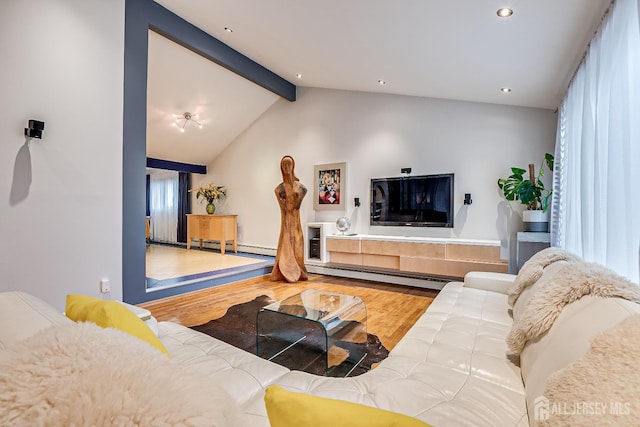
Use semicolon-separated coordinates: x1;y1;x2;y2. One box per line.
139;274;439;350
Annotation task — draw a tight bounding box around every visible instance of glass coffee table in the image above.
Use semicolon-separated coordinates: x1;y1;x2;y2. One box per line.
256;289;368;377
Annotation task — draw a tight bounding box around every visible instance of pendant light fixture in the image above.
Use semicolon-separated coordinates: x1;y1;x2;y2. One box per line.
174;112;203;132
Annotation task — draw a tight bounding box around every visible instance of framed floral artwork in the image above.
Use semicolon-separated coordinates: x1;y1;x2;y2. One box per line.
313;162;347;211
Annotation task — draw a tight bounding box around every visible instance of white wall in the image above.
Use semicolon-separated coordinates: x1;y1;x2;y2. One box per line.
0;0;124;310
204;87;556;269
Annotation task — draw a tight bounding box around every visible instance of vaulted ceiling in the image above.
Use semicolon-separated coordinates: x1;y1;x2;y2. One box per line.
147;0;611;165
146;31;279;166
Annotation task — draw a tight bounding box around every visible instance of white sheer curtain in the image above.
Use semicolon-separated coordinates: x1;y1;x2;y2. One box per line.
551;0;640;282
149;170;179;244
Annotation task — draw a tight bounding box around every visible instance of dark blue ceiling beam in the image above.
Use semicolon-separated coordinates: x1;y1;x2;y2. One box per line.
146;157;207;174
147;2;296;101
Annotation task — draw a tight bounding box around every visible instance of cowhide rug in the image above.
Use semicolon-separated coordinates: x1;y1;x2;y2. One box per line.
190;295;389;377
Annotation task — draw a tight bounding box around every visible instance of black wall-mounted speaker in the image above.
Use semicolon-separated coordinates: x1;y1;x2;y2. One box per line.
25;119;45;139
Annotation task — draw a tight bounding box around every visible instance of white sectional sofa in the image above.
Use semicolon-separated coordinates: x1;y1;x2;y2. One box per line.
2;248;639;426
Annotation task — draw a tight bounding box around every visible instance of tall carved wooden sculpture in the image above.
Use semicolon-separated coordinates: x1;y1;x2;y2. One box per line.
271;155;308;282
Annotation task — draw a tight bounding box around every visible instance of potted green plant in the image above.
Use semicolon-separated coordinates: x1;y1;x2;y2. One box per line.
497;153;554;232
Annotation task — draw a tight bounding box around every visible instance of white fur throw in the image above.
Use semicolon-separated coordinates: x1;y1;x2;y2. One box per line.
507;262;640;355
540;314;640;426
508;247;581;307
0;322;247;426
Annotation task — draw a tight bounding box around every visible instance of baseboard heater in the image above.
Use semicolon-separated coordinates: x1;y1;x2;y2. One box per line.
306;264;448;291
237;244;277;257
331;263;453;281
192;241;277;257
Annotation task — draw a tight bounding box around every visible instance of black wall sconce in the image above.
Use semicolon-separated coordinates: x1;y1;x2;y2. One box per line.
25;119;45;139
401;167;412;175
464;193;473;205
354;197;361;207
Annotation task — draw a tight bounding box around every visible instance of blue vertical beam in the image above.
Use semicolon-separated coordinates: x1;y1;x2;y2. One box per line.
123;0;150;304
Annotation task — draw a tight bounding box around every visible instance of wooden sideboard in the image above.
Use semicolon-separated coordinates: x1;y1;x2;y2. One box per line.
326;235;507;280
186;214;238;254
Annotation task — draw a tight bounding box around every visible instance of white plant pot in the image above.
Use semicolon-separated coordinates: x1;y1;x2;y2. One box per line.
523;210;549;232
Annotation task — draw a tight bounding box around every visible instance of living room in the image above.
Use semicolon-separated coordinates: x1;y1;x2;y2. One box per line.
0;0;622;307
2;0;640;425
123;0;564;305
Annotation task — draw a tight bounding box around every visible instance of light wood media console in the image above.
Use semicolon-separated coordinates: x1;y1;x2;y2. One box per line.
325;235;507;280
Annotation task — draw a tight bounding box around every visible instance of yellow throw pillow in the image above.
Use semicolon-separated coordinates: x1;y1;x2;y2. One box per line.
65;294;168;356
264;385;432;427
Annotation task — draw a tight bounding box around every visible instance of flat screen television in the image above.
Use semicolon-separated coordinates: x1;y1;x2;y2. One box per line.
370;173;454;227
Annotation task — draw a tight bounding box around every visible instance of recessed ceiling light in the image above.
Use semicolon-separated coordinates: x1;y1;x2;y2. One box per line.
224;27;233;33
377;79;386;85
296;73;303;79
497;8;513;18
501;87;512;93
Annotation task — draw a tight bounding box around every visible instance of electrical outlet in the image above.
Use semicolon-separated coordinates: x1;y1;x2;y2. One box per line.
100;279;111;293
